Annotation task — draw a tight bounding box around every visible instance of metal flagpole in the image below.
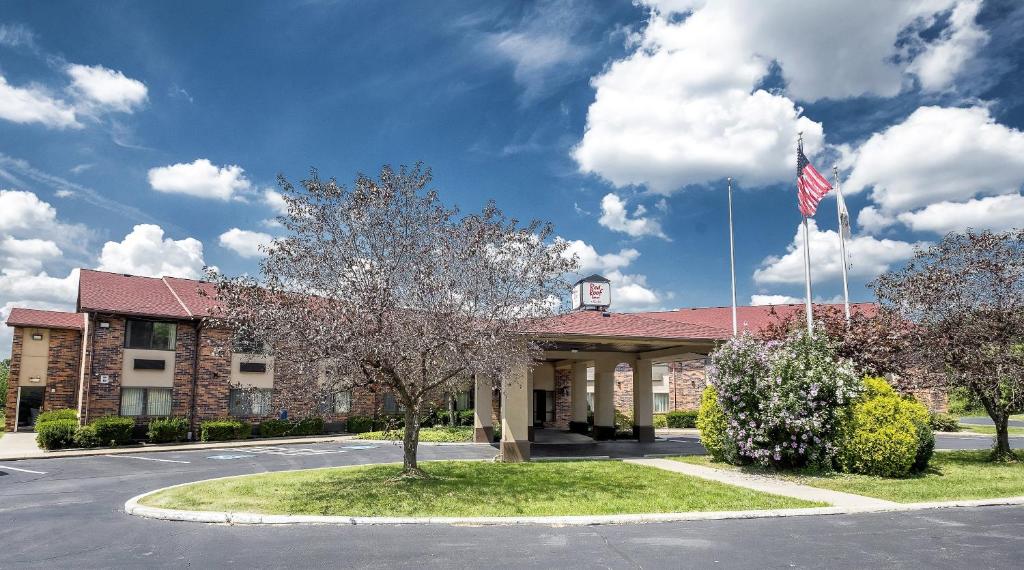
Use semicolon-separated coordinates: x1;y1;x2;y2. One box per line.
727;177;738;336
798;133;813;335
833;165;851;323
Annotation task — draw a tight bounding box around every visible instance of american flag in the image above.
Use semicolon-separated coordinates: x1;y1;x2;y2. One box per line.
796;138;832;217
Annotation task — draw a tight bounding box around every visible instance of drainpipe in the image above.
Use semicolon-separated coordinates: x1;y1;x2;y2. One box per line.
188;320;203;440
83;313;98;424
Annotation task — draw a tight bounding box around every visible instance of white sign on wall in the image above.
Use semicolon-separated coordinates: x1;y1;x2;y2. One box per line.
573;280;611;310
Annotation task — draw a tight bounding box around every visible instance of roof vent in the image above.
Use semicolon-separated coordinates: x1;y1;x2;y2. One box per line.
602;312;611;317
572;274;611;312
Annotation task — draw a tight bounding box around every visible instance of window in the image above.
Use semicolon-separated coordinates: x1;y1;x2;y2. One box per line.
544;390;555;422
382;393;404;414
228;388;273;416
455;390;473;411
125;320;176;351
654;393;670;413
586;392;594;412
121;387;172;416
333;391;351;414
233;333;264;354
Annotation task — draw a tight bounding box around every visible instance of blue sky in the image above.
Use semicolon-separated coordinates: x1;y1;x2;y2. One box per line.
2;0;1024;355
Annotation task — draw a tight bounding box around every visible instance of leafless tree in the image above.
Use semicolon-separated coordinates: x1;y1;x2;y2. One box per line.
873;229;1024;461
207;164;577;475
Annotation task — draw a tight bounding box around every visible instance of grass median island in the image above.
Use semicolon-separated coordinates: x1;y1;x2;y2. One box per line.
958;424;1024;437
356;426;473;443
138;460;821;517
673;451;1024;503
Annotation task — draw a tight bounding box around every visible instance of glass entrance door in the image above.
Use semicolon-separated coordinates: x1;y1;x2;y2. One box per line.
17;386;45;431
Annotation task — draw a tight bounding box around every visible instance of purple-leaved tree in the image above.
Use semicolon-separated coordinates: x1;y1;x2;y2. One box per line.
207;164;577;476
873;229;1024;461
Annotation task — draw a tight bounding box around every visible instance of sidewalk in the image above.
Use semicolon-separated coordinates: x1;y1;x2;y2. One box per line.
626;457;896;508
0;433;360;462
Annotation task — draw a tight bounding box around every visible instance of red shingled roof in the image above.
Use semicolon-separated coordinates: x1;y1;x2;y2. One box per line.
77;269;192;319
162;276;221;317
6;308;85;330
531;310;730;340
639;303;877;336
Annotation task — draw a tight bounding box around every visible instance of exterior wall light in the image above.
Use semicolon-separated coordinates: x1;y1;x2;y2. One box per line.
31;333;43;341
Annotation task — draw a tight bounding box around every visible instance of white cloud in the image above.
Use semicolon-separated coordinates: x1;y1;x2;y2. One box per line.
0;75;80;129
219;228;275;258
750;294;802;306
753;220;920;285
560;238;640;275
148;159;252;200
0;237;62;272
906;0;988;92
97;224;206;279
0;189;59;232
845;106;1024;215
598;193;668;239
897;194;1024;234
263;189;288;215
66;64;148;113
855;206;898;234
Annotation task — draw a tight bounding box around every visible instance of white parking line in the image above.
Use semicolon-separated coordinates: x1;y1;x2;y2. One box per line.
0;465;47;474
103;455;190;464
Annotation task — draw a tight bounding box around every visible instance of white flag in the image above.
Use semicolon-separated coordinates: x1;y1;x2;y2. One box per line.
836;186;851;240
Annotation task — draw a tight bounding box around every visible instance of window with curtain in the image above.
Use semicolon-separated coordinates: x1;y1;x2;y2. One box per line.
653;393;670;413
228;388;273;416
120;387;172;416
125;320;177;351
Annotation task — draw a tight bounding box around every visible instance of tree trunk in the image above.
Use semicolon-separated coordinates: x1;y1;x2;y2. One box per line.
401;405;424;476
448;394;457;426
992;412;1015;461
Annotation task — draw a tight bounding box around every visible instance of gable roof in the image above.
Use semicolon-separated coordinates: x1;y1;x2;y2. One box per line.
77;269;194;319
6;308;85;330
639;303;877;336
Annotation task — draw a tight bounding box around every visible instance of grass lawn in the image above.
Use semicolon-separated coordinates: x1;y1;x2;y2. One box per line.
356;426;473;442
139;460;822;517
674;451;1024;503
958;424;1024;437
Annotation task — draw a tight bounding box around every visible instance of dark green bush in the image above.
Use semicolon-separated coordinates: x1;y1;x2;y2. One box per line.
257;418;292;437
838;377;933;477
929;412;960;432
200;419;252;441
457;410;475;426
73;424;101;448
147;417;189;443
346;415;374;433
696;386;737;462
90;416;135;446
947;386;984;416
665;410;698;428
36;419;78;450
36;408;77;424
293;417;325;436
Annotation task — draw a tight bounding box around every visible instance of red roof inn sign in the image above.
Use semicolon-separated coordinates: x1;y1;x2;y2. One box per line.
572;274;611;311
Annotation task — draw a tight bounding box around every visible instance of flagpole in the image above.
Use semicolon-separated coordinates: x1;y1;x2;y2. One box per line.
798;133;814;335
833;164;851;323
727;177;738;336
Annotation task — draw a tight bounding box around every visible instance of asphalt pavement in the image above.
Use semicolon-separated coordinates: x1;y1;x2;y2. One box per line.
0;435;1022;568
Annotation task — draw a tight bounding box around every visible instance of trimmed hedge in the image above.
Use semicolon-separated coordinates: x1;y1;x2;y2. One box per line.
36;408;77;424
293;417;325;436
839;377;934;477
653;414;668;429
36;418;78;450
73;424;101;448
147;417;189;443
929;412;960;432
91;416;135;446
346;415;374;434
665;410;698;428
200;419;252;442
257;418;292;437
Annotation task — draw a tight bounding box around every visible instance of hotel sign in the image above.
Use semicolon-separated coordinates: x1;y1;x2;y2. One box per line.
573;280;611;310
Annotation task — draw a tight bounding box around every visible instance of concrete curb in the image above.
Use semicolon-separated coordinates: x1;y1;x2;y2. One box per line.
122;463;1024;527
0;434;363;462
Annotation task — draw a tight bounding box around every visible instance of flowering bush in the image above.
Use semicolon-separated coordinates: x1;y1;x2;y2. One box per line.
706;330;861;468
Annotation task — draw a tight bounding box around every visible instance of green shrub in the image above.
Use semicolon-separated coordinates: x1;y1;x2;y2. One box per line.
293;416;325;436
147;417;189;443
257;418;292;437
696;386;737;463
73;424;101;448
346;415;374;433
614;409;633;430
358;426;472;442
36;419;78;450
947;386;984;416
665;410;698;428
929;412;960;432
90;416;136;446
839;377;934;477
200;419;252;442
457;410;475;426
36;408;78;424
653;413;667;428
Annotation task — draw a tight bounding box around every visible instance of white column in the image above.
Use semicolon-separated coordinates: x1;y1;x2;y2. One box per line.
592;358;616;440
632;359;655;442
570;362;590;434
500;363;531;462
526;367;535;441
473;374;493;443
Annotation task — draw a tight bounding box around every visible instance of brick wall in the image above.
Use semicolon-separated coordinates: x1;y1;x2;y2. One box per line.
668;360;706;411
613;363;633;411
45;328;82;412
193;326;232;420
171;323;198;418
553;366;572;429
4;328;22;431
83;316;125;421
